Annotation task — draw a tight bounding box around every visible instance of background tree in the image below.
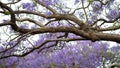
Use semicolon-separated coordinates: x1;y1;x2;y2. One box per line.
0;0;120;68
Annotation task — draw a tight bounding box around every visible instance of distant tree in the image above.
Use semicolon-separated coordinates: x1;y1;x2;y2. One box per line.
0;41;120;68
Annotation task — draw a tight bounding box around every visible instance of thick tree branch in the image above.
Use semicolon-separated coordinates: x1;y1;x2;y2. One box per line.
7;26;120;43
0;2;19;32
0;22;11;26
98;25;120;31
110;63;120;68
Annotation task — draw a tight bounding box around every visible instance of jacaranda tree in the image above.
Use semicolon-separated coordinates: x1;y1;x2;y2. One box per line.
0;0;120;68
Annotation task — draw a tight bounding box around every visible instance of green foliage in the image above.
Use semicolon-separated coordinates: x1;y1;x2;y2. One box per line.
88;0;94;3
4;12;11;15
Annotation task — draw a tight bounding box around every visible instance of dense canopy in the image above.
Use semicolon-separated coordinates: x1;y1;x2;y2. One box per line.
0;0;120;68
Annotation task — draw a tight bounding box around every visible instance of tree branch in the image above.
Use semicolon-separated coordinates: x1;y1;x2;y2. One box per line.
16;18;45;27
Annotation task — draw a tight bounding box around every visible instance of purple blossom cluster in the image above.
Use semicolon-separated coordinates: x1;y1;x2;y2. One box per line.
91;1;103;15
106;9;120;20
0;41;119;68
20;23;29;29
42;0;53;6
22;3;35;11
41;0;59;6
88;0;120;23
92;1;102;10
74;0;80;5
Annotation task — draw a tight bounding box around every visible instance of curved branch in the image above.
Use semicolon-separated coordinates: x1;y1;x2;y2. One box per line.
0;37;86;59
14;10;49;18
16;18;45;27
98;25;120;31
81;0;88;22
0;22;11;26
5;0;21;5
34;0;57;14
91;16;120;26
0;2;19;32
110;64;120;68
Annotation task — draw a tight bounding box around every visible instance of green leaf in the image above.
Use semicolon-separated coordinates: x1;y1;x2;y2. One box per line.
112;21;119;26
4;12;11;15
88;0;94;3
32;0;37;6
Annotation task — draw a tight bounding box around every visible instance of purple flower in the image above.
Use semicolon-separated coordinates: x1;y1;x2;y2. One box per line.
45;11;52;15
92;15;97;21
9;41;16;46
68;33;80;38
20;23;29;29
92;1;102;10
2;42;8;46
22;3;35;11
106;0;115;8
53;0;59;4
5;57;18;67
92;1;103;14
48;22;59;27
92;42;109;53
2;19;7;23
42;0;53;6
74;0;80;5
106;9;119;20
0;46;4;51
111;46;120;52
86;20;92;25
